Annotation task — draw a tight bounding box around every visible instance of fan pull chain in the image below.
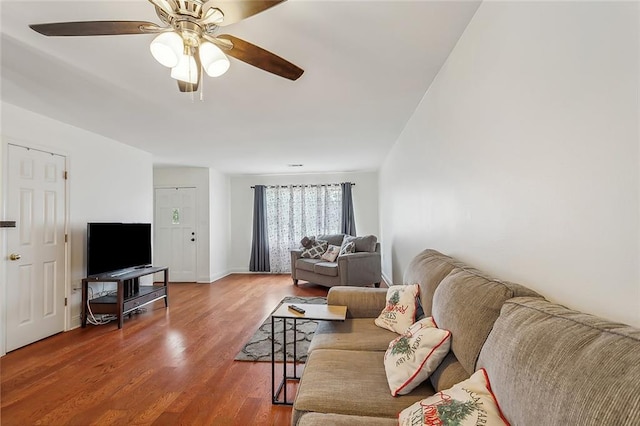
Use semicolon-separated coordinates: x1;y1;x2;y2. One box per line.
189;51;195;103
200;66;205;102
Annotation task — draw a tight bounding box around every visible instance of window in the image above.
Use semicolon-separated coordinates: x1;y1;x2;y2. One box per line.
265;185;342;272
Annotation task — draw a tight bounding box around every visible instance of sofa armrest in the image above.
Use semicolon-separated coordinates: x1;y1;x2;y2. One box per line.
290;249;303;279
337;251;382;287
327;286;388;318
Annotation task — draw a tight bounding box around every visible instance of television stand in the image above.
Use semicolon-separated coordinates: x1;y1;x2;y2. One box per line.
81;266;169;329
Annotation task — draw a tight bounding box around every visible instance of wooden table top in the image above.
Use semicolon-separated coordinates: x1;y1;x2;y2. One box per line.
271;303;347;321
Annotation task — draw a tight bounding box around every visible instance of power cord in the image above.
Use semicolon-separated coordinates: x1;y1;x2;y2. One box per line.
86;284;148;325
86;285;117;325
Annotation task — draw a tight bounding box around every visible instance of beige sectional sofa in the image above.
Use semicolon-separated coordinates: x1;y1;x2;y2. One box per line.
292;249;640;425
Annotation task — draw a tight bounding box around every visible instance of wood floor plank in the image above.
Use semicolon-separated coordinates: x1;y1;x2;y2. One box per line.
0;274;329;425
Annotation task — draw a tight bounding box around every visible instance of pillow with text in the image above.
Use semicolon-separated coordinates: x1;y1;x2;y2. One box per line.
399;369;510;426
374;284;419;334
321;244;341;262
384;317;451;396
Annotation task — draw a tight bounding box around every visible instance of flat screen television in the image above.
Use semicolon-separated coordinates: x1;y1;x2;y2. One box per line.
87;222;152;276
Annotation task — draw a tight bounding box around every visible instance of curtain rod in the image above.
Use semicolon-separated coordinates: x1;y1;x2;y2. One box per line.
251;183;355;189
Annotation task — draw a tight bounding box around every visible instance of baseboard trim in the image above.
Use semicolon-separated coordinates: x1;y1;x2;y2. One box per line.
227;269;292;275
198;270;232;284
68;315;81;331
381;271;393;287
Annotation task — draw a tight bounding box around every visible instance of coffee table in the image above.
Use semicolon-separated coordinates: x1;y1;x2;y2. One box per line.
271;303;347;405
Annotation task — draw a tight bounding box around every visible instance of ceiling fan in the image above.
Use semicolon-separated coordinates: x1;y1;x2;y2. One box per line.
29;0;304;92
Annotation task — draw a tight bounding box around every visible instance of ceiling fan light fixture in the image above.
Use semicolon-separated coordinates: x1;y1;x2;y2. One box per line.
150;0;175;15
171;53;198;84
199;41;230;77
150;31;184;67
202;8;224;25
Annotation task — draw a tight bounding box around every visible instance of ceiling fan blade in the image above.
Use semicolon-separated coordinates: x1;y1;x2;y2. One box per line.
216;34;303;81
209;0;286;27
29;21;162;37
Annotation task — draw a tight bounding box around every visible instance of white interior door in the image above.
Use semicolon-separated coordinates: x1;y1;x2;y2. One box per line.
154;187;197;282
5;144;66;352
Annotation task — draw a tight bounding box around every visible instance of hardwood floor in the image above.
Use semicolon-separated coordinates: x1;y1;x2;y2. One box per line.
0;274;328;426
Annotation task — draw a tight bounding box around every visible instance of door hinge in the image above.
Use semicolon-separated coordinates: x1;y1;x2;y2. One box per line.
65;234;68;243
64;297;68;306
63;171;68;180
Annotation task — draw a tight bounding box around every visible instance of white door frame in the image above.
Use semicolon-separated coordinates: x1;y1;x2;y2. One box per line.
1;140;70;356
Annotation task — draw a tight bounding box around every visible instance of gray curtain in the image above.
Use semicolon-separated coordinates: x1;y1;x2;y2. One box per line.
250;185;270;272
341;182;357;236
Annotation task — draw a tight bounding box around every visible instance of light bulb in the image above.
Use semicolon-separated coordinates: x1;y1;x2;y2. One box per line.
150;32;184;68
170;54;198;84
199;42;230;77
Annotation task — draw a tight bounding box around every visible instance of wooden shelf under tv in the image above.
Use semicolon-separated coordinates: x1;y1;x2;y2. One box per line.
81;266;169;329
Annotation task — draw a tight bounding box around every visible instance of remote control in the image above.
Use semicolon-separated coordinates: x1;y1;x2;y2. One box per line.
288;305;306;314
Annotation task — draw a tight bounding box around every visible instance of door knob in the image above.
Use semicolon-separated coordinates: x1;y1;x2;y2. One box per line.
9;253;21;261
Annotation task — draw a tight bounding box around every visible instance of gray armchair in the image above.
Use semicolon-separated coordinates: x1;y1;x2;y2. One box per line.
290;234;381;288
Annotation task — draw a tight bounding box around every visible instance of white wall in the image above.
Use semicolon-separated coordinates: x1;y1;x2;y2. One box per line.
379;2;640;326
1;102;154;350
209;169;231;281
153;166;230;282
229;171;379;272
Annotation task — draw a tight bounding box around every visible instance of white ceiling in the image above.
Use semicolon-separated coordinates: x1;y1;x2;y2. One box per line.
1;0;480;175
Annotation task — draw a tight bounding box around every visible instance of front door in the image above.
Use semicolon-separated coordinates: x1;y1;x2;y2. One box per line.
5;144;67;352
154;187;197;282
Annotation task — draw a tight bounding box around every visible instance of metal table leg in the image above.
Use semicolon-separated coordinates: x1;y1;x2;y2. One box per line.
272;315;301;405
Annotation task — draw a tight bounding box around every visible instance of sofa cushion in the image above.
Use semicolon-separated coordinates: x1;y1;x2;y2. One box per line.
431;267;541;375
301;240;328;259
298;413;397;426
296;258;322;272
318;233;347;247
309;318;397;352
384;317;451;396
342;234;377;252
429;351;470;392
375;284;419;334
399;369;508;426
292;349;435;425
402;249;461;318
477;297;640;426
313;261;338;277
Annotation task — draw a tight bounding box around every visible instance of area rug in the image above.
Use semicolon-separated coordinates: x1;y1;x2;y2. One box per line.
234;296;327;363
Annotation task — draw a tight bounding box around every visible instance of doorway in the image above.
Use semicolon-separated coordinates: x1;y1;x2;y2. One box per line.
4;144;67;352
154;187;197;282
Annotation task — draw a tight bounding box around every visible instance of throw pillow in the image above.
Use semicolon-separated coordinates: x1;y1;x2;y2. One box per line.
399;369;510;426
374;284;419;334
321;244;341;262
338;241;355;256
300;236;315;249
384;317;451;396
300;240;328;259
341;234;377;253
